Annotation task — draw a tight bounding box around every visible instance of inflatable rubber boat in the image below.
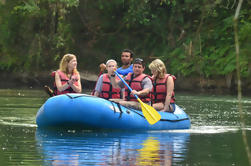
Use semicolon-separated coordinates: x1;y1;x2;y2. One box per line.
36;94;190;130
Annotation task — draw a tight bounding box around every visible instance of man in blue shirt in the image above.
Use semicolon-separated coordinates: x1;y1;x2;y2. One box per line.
93;49;134;96
116;49;133;76
99;49;134;76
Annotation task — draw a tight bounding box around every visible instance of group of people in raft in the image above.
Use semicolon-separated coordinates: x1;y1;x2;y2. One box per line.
45;49;176;112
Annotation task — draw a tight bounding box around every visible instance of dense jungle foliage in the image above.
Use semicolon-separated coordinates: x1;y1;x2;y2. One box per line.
0;0;250;84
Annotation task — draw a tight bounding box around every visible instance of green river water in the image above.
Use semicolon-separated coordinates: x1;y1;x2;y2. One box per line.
0;89;250;166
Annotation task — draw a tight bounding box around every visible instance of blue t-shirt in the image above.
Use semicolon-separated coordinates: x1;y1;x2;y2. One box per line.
116;64;133;76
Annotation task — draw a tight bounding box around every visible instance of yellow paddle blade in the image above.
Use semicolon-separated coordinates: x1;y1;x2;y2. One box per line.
136;137;160;165
137;99;161;125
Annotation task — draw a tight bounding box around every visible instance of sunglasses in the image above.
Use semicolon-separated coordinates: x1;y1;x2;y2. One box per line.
134;58;144;63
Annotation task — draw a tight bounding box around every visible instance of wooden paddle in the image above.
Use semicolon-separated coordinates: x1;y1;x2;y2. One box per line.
114;70;161;125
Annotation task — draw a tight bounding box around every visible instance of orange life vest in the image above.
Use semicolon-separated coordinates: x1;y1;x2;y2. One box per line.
100;74;122;99
151;74;176;104
124;73;151;102
53;70;79;96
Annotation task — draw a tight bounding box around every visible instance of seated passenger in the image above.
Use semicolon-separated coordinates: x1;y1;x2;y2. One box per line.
53;54;82;95
92;49;134;96
94;59;122;99
148;59;176;112
116;49;134;76
110;58;152;110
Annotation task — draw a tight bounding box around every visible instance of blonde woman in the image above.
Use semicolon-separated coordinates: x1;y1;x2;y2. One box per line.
148;59;176;112
53;54;82;95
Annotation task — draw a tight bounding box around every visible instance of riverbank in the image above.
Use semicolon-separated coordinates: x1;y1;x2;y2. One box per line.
0;71;98;90
0;71;250;96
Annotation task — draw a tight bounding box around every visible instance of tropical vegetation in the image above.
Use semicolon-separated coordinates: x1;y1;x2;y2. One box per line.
0;0;250;88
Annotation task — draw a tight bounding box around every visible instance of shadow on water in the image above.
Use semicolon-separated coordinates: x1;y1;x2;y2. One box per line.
35;129;190;166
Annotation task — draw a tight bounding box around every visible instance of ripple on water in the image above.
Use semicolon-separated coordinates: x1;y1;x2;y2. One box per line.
187;125;242;134
0;118;37;128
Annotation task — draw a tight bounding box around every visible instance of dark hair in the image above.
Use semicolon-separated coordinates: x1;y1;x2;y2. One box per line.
122;49;134;58
133;58;145;67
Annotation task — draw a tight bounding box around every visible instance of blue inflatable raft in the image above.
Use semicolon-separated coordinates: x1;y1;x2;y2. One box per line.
36;94;190;130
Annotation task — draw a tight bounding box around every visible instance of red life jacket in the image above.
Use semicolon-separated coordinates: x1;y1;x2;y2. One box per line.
53;70;79;96
124;73;151;102
151;74;176;104
100;74;121;99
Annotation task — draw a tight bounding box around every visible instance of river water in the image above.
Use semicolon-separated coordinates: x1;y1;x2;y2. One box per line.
0;89;250;165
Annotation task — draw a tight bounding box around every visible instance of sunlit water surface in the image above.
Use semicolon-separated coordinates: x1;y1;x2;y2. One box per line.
0;89;250;165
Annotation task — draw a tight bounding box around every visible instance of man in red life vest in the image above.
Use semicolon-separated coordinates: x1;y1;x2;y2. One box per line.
94;59;122;99
110;58;152;110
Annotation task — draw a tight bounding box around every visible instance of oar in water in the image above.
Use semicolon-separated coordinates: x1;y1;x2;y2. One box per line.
114;70;161;125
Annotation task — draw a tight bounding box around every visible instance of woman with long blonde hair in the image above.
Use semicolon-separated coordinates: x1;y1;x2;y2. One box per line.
54;54;82;95
148;59;176;112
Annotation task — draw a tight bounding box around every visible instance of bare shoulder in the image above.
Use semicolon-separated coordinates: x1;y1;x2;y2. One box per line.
167;76;174;84
55;71;60;77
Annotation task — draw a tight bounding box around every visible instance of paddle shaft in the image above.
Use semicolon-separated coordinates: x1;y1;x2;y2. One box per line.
114;71;139;99
114;70;161;125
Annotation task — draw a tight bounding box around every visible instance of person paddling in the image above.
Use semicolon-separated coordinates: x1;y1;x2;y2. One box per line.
94;59;123;99
148;59;176;112
110;58;152;110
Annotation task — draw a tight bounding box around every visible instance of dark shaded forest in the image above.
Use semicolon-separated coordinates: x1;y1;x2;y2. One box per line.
0;0;250;93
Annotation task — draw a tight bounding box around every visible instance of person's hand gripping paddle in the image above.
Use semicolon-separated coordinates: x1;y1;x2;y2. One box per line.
114;70;161;125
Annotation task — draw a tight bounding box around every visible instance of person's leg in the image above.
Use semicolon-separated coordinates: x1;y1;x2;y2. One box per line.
119;101;141;110
152;103;164;111
109;98;124;103
170;103;176;112
153;102;175;112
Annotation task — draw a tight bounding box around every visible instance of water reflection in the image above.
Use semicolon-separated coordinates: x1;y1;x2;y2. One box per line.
35;129;190;165
1;89;250;165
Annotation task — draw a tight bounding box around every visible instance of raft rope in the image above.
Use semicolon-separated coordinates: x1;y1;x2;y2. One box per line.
64;94;190;122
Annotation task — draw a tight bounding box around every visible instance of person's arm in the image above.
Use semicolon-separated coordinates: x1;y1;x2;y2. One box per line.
163;76;174;111
131;87;150;96
110;75;122;89
131;77;152;96
93;75;103;97
69;73;82;93
91;64;106;95
55;71;71;92
94;91;99;97
121;88;125;99
131;88;149;96
99;63;106;74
